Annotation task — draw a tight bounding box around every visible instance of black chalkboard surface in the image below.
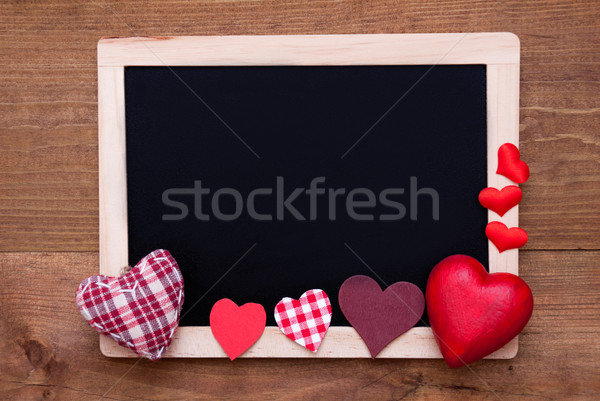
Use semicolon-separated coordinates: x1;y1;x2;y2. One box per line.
125;65;488;327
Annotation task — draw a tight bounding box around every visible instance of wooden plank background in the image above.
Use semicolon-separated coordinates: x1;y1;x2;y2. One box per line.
0;0;598;400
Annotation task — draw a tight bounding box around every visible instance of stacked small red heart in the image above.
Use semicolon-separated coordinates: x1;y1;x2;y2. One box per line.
485;222;528;253
481;143;530;252
478;185;522;217
497;143;530;184
274;289;332;352
75;249;184;360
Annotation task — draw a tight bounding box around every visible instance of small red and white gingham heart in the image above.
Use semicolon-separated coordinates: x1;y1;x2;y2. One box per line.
274;289;332;352
75;249;184;360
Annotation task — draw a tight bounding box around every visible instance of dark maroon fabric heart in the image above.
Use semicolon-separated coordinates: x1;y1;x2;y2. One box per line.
338;275;425;358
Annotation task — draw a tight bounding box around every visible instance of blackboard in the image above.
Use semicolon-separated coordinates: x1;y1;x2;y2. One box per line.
124;65;488;327
97;34;520;358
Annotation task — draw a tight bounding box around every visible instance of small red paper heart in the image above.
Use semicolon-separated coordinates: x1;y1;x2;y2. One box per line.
497;143;530;184
274;289;332;352
75;250;184;360
426;255;533;368
478;186;522;217
486;221;528;252
210;299;266;360
339;275;425;358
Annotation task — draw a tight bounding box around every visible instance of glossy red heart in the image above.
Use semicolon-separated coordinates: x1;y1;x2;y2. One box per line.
478;185;522;217
486;221;528;252
210;299;266;360
339;275;425;358
426;255;533;368
497;143;530;184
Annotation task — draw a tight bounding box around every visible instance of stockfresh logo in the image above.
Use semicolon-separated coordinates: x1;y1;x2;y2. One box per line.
162;176;439;222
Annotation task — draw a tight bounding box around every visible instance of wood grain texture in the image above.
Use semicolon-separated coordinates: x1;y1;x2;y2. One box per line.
0;0;599;251
1;0;599;399
0;251;598;400
97;33;520;66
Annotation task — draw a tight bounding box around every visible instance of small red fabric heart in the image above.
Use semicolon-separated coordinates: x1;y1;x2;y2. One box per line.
274;289;332;352
210;299;266;360
339;275;425;358
497;143;530;184
486;221;528;252
75;249;184;360
426;255;533;368
478;185;522;216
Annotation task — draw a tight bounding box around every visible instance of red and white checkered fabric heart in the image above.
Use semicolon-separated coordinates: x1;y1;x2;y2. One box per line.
274;289;332;352
75;249;184;360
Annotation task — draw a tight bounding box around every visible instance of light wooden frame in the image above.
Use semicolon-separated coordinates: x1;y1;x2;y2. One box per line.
98;33;520;358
